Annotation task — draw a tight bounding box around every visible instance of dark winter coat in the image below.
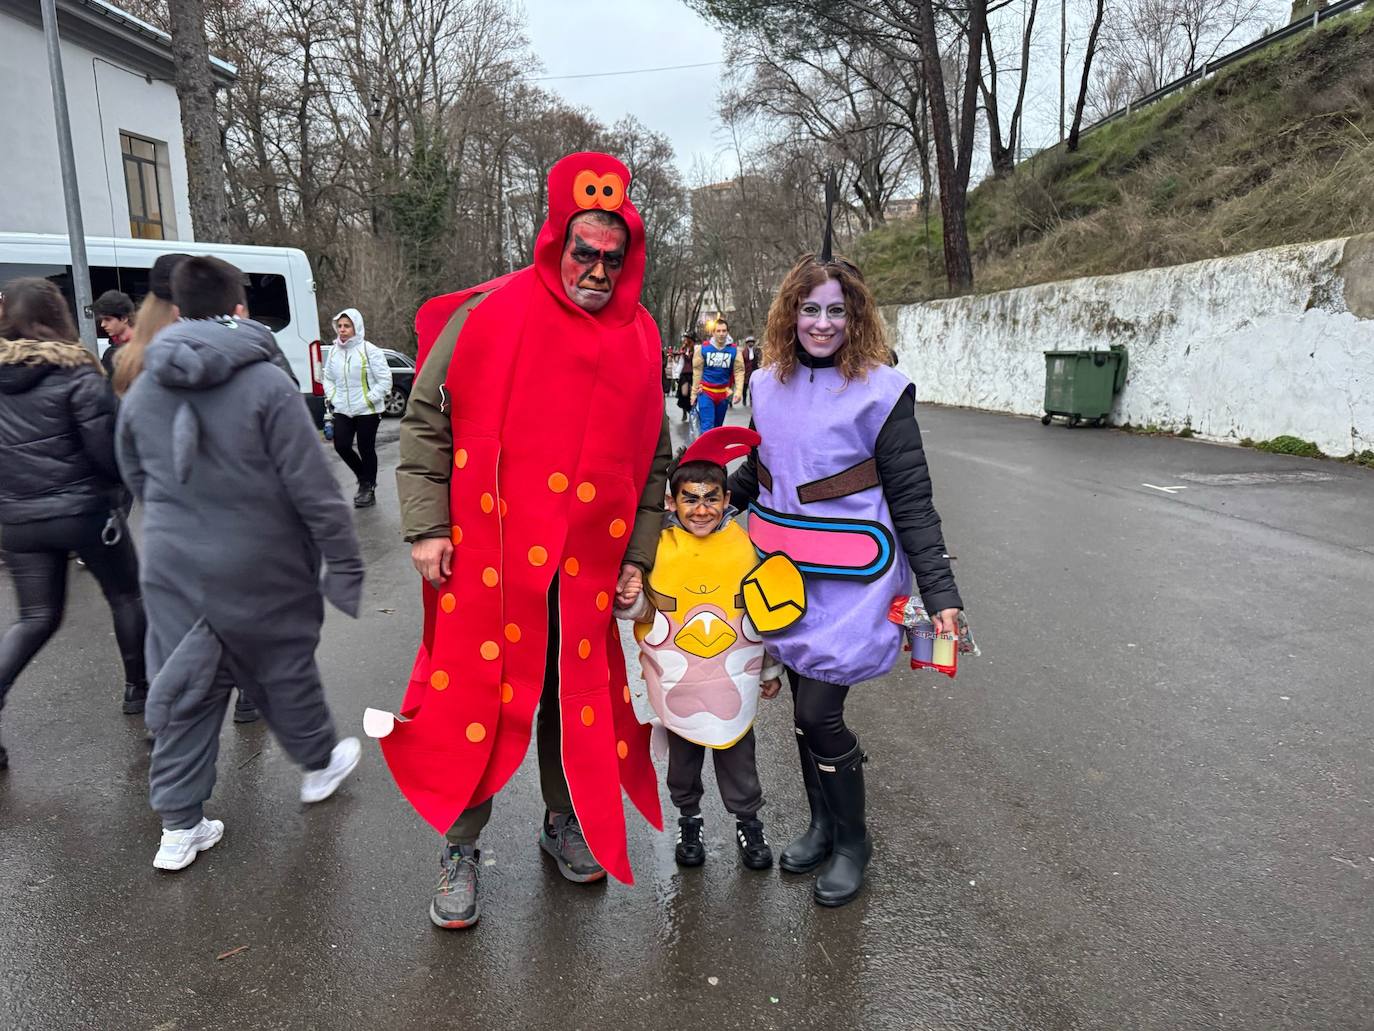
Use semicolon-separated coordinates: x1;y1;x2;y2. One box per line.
0;338;123;525
116;318;364;688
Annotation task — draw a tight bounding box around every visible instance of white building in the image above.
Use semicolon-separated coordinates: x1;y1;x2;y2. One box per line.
0;0;235;242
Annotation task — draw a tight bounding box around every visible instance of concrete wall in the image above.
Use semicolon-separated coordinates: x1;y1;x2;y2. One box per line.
0;15;191;241
889;234;1374;457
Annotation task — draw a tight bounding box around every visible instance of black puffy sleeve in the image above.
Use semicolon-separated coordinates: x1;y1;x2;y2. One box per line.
875;384;962;613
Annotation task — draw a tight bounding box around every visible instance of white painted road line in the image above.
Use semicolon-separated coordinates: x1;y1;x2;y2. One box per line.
1142;483;1190;494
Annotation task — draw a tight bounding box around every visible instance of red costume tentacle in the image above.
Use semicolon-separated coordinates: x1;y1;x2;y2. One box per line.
606;622;662;830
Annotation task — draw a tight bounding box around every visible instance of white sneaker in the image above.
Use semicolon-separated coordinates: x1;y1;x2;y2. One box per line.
301;736;361;803
153;817;224;871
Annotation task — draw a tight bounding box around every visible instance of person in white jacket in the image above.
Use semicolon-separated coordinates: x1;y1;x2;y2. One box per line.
322;308;391;508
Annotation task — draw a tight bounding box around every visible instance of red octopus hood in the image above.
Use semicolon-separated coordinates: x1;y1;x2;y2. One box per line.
533;152;647;328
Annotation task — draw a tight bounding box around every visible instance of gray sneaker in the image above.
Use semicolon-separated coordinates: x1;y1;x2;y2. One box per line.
539;811;606;883
429;843;480;929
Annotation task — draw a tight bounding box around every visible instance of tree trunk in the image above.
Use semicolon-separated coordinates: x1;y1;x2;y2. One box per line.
167;0;228;241
917;0;985;292
1068;0;1108;152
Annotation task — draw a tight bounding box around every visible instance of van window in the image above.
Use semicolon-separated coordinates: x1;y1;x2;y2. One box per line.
0;262;291;332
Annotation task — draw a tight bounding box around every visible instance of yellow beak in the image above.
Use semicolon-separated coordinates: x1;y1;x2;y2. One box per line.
674;612;738;659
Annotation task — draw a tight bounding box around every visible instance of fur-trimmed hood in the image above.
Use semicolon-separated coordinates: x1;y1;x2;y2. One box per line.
0;338;101;395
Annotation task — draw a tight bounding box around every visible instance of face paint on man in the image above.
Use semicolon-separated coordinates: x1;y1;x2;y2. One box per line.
561;216;628;312
797;277;848;359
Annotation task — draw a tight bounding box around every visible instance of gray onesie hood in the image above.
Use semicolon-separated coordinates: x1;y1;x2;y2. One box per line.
143;317;277;482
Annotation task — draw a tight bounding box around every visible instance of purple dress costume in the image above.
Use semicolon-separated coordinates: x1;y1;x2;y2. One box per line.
747;363;913;685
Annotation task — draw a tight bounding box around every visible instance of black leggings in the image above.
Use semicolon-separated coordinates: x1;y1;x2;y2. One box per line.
333;412;380;488
787;669;856;758
0;513;147;709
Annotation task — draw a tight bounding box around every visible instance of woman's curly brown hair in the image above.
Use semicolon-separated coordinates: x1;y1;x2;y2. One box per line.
761;254;890;384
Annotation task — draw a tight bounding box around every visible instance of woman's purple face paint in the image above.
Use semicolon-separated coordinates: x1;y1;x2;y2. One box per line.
797;278;846;359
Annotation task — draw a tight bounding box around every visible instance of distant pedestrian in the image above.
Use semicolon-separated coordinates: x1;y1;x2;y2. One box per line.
676;333;695;423
111;254;188;397
93;289;135;378
741;334;758;404
322;308;391;508
117;256;364;872
0;278;149;771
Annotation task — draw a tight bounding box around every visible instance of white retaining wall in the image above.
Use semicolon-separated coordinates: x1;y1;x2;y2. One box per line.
888;235;1374;456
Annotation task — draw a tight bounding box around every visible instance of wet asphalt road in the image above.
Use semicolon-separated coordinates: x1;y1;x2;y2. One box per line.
2;401;1373;1031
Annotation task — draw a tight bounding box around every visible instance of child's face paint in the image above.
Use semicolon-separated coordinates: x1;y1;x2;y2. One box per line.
797;278;846;359
673;481;728;537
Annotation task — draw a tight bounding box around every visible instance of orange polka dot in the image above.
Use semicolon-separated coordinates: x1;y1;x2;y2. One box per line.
454;448;468;469
616;740;629;760
480;641;499;661
499;499;508;518
450;525;463;546
430;670;450;691
564;557;580;577
596;592;610;611
482;567;499;587
480;493;494;514
440;593;456;614
578;638;591;660
580;705;595;727
622;684;631;704
548;472;569;493
504;623;522;643
577;482;596;503
501;682;514;704
609;518;627;538
528;546;548;567
465;722;486;743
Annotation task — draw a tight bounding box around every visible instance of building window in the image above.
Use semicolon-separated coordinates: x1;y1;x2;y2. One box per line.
121;133;166;240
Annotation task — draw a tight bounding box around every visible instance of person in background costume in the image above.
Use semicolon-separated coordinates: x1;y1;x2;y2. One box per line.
617;426;781;872
117;257;365;872
691;317;744;433
369;152;672;931
728;238;965;907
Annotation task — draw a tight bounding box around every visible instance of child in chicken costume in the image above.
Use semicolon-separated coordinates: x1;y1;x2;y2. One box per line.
618;426;783;871
365;153;672;924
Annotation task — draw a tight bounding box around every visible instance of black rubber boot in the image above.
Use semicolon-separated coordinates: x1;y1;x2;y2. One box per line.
779;729;833;873
122;681;148;715
233;692;261;724
812;741;871;907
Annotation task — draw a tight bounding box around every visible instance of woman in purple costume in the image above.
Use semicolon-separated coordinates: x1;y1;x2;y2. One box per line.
728;253;965;907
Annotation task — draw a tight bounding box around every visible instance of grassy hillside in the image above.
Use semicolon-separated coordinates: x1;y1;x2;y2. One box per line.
858;5;1374;304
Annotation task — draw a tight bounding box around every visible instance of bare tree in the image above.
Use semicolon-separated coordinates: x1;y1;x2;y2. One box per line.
981;0;1039;177
167;0;230;240
1068;0;1108;150
1098;0;1274;98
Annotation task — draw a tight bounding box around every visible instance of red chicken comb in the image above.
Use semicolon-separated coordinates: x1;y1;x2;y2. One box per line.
680;426;761;469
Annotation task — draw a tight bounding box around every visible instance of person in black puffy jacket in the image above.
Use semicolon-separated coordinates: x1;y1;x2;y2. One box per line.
0;278;149;771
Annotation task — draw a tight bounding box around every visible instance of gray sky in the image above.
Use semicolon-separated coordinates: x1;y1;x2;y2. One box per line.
520;0;731;181
520;0;1294;190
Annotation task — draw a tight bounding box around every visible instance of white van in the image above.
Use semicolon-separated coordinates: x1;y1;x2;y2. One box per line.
0;233;328;421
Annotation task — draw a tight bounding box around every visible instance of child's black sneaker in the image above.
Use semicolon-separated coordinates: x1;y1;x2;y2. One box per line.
735;816;774;870
675;814;705;867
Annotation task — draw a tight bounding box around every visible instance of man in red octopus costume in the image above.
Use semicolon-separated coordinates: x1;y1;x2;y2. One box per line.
365;152;671;930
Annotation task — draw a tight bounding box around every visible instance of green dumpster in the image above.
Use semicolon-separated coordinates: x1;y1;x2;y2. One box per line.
1041;345;1128;427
